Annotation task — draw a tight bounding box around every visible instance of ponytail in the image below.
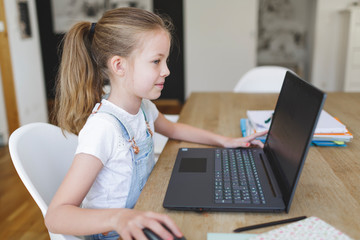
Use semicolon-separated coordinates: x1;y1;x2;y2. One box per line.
53;22;103;135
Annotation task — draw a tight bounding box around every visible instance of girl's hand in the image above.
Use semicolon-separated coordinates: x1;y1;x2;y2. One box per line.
221;130;268;148
113;209;183;240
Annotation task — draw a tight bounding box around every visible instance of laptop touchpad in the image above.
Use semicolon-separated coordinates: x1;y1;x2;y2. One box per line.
179;158;207;173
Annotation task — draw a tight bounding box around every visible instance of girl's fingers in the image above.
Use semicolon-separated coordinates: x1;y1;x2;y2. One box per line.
142;219;173;240
239;142;251;147
247;130;268;140
145;212;183;237
117;211;182;240
130;226;148;240
118;231;132;240
250;139;264;148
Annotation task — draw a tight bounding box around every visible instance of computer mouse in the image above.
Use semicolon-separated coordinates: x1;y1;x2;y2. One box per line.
142;224;186;240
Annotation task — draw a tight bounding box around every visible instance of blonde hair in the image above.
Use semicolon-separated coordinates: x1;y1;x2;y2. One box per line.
53;8;174;135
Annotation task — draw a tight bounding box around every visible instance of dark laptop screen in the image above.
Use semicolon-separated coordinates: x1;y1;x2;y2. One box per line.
264;72;326;211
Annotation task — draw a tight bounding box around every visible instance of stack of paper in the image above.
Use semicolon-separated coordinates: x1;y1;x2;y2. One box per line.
241;110;353;147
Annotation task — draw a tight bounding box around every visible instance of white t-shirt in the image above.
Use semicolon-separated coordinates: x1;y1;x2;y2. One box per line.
76;99;159;209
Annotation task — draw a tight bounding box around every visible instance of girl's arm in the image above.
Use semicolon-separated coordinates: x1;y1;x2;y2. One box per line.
155;113;266;148
45;153;182;240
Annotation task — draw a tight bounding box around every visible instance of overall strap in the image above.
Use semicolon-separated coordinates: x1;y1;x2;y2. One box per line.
92;103;140;154
140;102;148;122
140;102;153;137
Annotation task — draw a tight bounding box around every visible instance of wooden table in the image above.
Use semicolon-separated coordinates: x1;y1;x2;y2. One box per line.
135;92;360;239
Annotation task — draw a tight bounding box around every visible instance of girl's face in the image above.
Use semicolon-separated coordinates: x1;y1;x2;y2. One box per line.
127;29;171;100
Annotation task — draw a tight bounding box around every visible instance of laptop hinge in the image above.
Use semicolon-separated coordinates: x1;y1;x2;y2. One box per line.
263;146;288;205
259;153;277;197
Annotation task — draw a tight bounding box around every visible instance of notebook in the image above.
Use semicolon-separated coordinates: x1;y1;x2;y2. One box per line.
163;71;326;212
249;216;353;240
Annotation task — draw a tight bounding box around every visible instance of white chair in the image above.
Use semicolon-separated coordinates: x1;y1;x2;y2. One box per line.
9;122;82;240
234;65;294;93
154;114;179;162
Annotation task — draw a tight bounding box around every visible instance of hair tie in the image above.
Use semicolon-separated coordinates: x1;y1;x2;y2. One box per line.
89;22;96;43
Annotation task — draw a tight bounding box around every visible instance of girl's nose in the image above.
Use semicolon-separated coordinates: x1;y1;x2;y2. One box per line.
161;64;170;78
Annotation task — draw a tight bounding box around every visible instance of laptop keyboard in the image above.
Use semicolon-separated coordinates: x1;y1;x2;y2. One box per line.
214;149;266;204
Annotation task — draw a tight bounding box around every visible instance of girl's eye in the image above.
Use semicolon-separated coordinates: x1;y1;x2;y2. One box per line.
153;60;160;64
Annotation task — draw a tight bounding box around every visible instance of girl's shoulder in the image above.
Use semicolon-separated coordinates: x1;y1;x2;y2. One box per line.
87;111;119;126
77;114;128;165
87;108;134;137
77;112;129;159
81;113;122;139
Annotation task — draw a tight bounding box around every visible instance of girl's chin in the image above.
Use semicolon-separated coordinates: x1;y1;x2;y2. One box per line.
147;92;162;100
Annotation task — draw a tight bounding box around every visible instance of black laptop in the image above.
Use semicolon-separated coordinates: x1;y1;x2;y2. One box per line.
163;71;326;213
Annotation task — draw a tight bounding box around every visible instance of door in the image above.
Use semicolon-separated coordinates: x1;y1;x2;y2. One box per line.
0;0;20;136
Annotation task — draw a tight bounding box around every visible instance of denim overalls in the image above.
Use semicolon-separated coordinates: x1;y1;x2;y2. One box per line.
85;102;155;240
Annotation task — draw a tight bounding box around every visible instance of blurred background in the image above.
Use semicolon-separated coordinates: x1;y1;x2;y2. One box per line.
1;0;360;142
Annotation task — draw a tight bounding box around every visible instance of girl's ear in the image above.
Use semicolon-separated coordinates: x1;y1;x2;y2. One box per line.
109;55;126;76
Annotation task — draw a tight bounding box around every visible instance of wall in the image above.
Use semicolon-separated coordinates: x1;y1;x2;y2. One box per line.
184;0;356;94
184;0;258;98
0;67;8;145
4;0;47;127
311;0;356;91
50;0;152;33
257;0;315;81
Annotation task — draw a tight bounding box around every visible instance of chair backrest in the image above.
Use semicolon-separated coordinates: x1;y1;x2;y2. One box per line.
9;122;82;240
234;65;293;93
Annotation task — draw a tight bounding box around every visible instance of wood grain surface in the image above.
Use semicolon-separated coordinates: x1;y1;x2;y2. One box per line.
135;92;360;240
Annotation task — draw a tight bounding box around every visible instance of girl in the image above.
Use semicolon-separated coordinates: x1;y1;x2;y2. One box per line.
45;7;266;240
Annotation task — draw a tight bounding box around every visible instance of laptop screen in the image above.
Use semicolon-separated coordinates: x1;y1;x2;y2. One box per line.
264;72;326;211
